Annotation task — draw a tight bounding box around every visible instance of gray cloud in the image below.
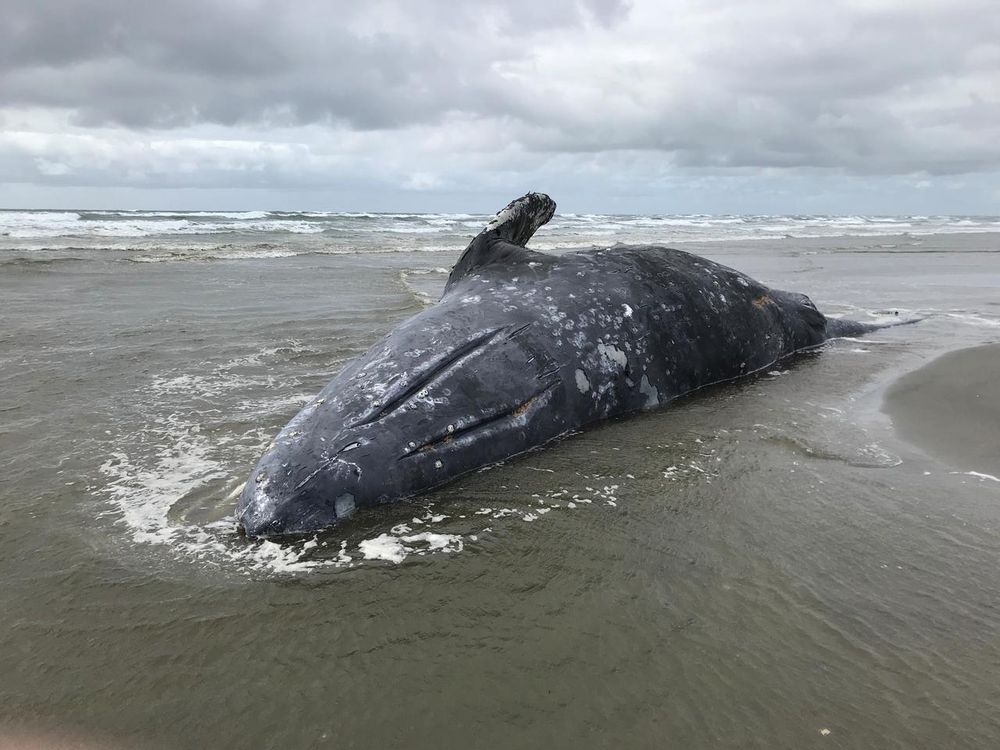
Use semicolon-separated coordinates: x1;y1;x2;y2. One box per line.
1;0;627;128
1;0;998;210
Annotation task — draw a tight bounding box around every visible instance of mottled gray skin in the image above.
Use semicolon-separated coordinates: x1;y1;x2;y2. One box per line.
237;193;877;537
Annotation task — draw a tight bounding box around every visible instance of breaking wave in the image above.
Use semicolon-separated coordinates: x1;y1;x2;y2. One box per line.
4;209;1000;246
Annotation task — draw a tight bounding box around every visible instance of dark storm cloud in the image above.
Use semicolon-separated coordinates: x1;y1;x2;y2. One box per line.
1;0;998;180
0;0;627;128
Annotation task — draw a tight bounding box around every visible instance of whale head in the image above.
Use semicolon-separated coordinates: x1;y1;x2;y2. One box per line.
236;312;564;538
236;192;564;538
235;406;373;537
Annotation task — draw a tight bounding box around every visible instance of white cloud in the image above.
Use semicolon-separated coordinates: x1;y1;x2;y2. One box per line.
1;0;998;211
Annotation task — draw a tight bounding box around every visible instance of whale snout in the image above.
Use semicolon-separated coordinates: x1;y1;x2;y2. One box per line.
236;444;364;538
235;310;558;536
234;414;389;537
236;470;332;538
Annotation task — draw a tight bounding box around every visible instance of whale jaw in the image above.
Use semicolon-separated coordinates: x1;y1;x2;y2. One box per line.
236;465;342;539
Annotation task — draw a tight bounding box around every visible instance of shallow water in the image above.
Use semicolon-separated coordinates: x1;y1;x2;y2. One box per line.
2;222;999;748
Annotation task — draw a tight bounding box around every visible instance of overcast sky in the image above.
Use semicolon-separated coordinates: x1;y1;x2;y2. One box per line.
1;0;998;213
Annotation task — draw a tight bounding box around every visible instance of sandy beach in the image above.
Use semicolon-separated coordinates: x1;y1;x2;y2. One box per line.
885;344;1000;478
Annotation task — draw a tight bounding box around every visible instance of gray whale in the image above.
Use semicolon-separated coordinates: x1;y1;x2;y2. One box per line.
237;193;891;537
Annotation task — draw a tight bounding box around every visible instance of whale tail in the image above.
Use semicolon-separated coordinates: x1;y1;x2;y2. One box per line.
825;314;924;338
446;192;556;292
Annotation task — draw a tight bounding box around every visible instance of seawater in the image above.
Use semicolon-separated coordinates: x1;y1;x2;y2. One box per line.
1;214;999;748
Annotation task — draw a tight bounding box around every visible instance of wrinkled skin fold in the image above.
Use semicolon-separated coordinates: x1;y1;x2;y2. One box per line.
237;192;879;537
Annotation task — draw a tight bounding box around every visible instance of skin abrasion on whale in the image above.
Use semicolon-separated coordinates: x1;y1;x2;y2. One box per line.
236;192;902;538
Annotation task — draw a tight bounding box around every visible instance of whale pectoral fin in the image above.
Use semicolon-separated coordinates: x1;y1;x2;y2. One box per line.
445;192;556;291
481;192;557;247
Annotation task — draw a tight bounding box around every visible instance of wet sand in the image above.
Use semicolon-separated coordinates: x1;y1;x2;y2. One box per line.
884;344;1000;477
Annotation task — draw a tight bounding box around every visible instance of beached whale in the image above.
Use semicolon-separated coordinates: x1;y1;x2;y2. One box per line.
237;192;889;537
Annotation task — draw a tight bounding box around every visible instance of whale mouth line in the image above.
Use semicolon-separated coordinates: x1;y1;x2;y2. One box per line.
291;440;363;492
351;326;510;427
400;380;560;459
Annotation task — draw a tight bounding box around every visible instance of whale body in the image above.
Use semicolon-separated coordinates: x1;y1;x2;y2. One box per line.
236;193;881;537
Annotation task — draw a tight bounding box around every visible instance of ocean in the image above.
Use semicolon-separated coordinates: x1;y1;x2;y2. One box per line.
2;208;999;748
4;208;1000;261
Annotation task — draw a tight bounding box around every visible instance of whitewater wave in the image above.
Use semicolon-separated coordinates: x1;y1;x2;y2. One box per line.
4;209;1000;244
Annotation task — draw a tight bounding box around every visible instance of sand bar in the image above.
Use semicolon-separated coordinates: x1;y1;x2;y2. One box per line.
884;343;1000;475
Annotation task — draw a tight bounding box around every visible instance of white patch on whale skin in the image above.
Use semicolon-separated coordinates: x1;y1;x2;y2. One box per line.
623;303;633;318
640;374;660;407
335;493;356;518
597;343;628;369
575;369;591;393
